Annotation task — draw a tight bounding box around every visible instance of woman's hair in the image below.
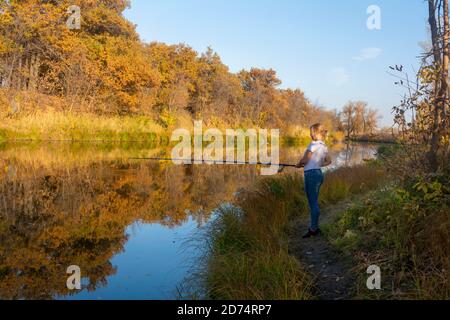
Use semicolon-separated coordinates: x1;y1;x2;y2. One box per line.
310;123;329;139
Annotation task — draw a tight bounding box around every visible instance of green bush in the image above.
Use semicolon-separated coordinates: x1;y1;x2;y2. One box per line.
326;177;450;299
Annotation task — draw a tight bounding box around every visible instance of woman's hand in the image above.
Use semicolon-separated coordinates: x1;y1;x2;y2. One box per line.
322;154;332;167
295;162;304;169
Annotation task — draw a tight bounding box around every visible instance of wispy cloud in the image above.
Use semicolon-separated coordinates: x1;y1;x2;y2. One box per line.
329;67;350;87
352;47;383;61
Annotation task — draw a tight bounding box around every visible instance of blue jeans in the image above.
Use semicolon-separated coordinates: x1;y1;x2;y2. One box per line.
304;169;324;231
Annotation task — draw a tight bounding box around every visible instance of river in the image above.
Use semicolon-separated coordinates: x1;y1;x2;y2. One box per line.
0;142;377;300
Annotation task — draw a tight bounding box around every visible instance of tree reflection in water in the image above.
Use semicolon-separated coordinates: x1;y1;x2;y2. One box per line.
0;142;377;299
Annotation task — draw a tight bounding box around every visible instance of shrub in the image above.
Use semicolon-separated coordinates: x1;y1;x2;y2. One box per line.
326;176;450;299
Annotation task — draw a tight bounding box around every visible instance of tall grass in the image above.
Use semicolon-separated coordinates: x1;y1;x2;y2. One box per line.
194;164;386;300
282;127;345;147
0;110;331;146
0;111;167;142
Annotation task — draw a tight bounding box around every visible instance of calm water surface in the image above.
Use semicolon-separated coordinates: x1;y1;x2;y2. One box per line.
0;142;377;300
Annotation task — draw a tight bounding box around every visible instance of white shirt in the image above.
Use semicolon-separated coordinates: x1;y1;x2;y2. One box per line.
304;141;328;172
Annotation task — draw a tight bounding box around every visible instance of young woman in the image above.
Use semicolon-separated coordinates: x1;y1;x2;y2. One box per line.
296;123;332;238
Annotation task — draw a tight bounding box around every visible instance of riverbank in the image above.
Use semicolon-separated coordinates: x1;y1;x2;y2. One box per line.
195;163;387;300
347;133;398;144
197;145;449;300
0;111;169;144
0;110;344;146
325;180;449;299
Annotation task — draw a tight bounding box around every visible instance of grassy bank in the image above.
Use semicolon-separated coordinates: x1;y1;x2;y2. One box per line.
282;127;344;147
348;133;398;144
196;164;387;300
0;111;169;143
0;111;344;146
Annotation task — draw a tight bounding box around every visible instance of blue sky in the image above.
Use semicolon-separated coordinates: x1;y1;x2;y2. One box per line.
125;0;429;126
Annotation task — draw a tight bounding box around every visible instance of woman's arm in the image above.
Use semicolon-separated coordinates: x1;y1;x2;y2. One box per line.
296;150;312;168
322;154;332;167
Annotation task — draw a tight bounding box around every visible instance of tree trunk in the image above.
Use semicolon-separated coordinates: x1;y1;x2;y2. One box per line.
28;53;40;91
441;0;449;120
427;0;449;171
428;0;442;65
17;57;23;90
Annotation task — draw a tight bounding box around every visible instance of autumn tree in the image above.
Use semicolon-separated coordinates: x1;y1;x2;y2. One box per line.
340;102;357;138
339;101;380;138
146;42;200;124
365;108;380;135
392;0;449;172
0;0;160;114
193;47;242;122
0;1;345;130
238;68;282;126
427;0;449;170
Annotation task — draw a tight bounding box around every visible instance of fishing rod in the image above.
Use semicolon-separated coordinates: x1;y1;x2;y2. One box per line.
129;157;300;168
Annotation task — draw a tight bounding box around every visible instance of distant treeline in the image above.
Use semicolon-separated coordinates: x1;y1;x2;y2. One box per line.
347;134;397;144
0;0;374;133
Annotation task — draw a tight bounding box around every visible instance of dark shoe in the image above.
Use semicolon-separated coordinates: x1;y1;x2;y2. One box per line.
302;229;321;239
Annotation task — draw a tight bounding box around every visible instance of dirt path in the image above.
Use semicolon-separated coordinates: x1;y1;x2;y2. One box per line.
289;200;356;300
